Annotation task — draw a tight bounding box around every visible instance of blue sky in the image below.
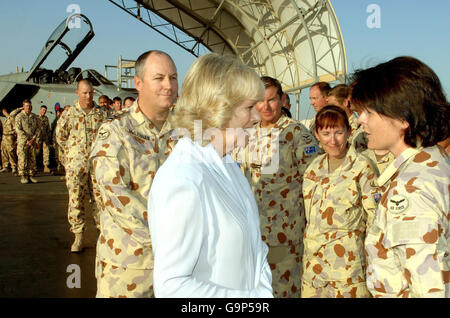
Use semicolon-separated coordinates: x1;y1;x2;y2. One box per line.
0;0;449;119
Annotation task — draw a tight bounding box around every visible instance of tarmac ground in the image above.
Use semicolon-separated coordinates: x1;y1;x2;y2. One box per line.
0;170;98;298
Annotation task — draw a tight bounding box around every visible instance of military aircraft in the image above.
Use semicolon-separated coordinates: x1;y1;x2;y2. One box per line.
0;13;137;122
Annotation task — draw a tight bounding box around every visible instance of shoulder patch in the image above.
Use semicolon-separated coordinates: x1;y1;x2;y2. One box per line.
301;133;313;143
373;193;382;203
98;128;110;140
387;194;409;214
90;122;122;159
304;146;317;155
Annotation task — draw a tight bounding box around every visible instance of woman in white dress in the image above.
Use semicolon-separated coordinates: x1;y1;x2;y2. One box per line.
148;53;273;298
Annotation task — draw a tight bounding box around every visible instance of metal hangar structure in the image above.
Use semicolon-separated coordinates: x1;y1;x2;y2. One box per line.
108;0;347;119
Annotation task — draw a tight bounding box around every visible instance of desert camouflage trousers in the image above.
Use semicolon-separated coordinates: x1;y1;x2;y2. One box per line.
53;144;64;171
17;140;37;176
1;135;17;169
65;165;99;234
268;244;303;298
301;279;371;298
95;257;154;298
36;140;51;167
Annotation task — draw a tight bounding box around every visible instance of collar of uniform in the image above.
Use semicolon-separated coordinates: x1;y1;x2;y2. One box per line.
377;147;420;187
128;99;173;136
73;100;82;113
275;115;292;129
257;115;290;137
73;100;99;114
20;110;34;117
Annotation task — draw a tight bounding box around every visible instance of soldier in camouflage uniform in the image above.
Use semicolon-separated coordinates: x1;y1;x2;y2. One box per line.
56;79;108;252
1;107;21;174
15;100;41;184
90;50;178;298
352;56;449;298
37;105;52;173
234;76;321;297
301;106;380;298
365;147;449;297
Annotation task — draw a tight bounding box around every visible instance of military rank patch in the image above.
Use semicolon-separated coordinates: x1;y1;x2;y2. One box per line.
373;193;382;203
387;194;409;214
304;146;317;154
302;133;313;143
98;129;110;140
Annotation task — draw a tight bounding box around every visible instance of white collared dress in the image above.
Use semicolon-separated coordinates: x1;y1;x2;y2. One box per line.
149;137;273;298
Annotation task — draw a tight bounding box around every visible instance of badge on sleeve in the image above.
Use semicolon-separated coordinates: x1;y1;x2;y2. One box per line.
373;193;381;203
98;128;110;140
302;133;313;143
304;146;317;155
387;194;409;214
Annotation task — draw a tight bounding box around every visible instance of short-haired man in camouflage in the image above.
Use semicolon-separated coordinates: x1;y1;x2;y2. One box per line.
15;100;41;184
56;79;108;252
90;50;178;298
234;76;321;297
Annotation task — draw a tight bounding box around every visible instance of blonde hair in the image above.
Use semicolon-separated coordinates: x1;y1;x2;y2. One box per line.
171;53;264;142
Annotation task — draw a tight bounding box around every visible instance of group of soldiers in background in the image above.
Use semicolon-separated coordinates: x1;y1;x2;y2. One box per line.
0;102;65;183
0;93;135;185
97;94;136;116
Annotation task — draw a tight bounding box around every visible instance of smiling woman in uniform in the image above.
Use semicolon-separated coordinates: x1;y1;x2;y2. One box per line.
301;105;380;298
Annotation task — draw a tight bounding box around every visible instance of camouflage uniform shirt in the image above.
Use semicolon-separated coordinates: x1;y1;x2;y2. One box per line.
302;145;380;288
38;114;51;144
361;149;395;177
15;111;40;143
90;100;175;270
2;108;21;136
56;101;107;170
235;115;321;247
365;146;449;298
